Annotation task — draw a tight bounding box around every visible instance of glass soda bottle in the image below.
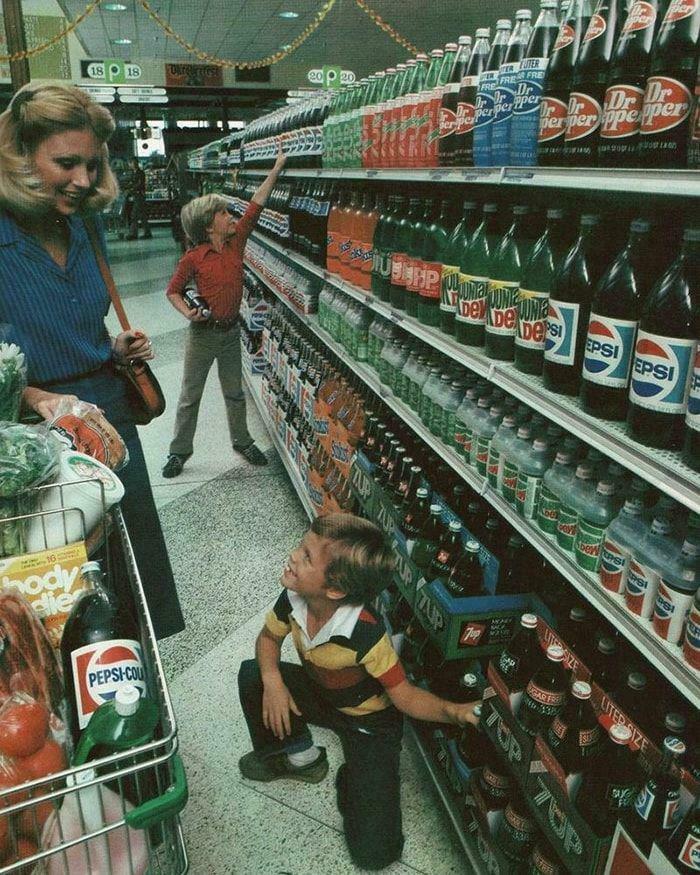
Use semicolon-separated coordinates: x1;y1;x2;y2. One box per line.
429;519;463;584
440;201;480;335
439;36;473;166
446;540;484;597
389;197;422;310
496;790;538;862
404;199;434;318
474;19;513;167
662;796;700;873
454;28;492;165
486;205;531;361
497;612;543;694
545;680;602;776
411;503;445;575
492;9;534;167
456;203;501;347
418;200;452;327
518;643;569;736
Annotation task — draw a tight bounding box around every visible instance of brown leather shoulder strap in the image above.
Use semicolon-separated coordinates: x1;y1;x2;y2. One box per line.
84;220;131;332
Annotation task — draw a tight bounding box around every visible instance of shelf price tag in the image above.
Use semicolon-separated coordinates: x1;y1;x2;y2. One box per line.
389;310;403;324
429;170;446;181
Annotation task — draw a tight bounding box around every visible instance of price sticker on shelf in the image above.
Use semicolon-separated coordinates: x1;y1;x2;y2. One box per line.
366;170;378;178
429;170;446;181
389;310;403;324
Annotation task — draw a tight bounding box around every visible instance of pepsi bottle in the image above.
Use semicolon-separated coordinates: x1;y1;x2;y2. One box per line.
581;219;654;420
61;561;146;745
627;227;700;450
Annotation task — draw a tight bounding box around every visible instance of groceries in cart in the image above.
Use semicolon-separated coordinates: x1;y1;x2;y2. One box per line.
0;344;27;423
48;396;129;472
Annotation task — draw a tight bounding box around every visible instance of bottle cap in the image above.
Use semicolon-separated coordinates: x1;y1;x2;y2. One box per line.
609;724;633;745
444;42;458;50
484;202;498;213
513;205;529;215
533;438;549;451
517;8;533;17
416;487;429;498
580;213;600;227
80;561;101;575
497;19;512;28
517;425;532;439
115;685;141;717
485;518;499;531
521;613;538;629
546;644;565;662
466;540;480;553
596;480;616;496
430;504;442;514
569;604;589;622
664;712;687;734
554;450;573;464
476;28;491;38
663;736;687;757
683;228;700;242
626;671;647;691
430;49;444;57
575;462;594;479
597;635;616;656
572;681;592;700
458;35;472;45
631;219;651;233
462;673;479;688
449;520;462;532
542;1;559;8
547;208;565;218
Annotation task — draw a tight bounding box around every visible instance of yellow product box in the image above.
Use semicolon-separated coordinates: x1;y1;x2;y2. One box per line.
0;542;88;648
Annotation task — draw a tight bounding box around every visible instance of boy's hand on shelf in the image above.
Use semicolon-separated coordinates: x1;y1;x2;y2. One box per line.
446;700;481;728
262;676;301;739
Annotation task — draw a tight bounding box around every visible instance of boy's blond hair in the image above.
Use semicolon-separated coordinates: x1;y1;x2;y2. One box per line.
311;513;395;605
180;193;229;245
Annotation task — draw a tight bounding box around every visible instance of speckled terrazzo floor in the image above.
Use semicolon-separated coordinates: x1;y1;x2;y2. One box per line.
107;228;470;874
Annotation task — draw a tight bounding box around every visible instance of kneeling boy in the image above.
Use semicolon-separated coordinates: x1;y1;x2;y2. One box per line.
238;513;480;870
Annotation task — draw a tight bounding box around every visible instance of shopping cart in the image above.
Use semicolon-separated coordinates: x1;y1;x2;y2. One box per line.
0;480;189;874
102;194;129;240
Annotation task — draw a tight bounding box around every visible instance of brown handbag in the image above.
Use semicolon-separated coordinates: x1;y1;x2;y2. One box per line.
86;224;166;425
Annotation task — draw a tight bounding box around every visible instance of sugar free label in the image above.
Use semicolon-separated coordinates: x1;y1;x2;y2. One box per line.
545;300;581;366
629;331;696;414
583;314;638;387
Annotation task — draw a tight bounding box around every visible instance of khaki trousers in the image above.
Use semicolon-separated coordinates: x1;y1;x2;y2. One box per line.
169;323;252;456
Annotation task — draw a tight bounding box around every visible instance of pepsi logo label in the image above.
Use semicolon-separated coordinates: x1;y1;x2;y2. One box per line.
686;349;700;432
544;299;580;366
629;331;696;414
582;314;637;388
653;581;696;644
625;561;661;618
600;538;631;593
683;607;700;669
678;833;700;870
71;638;145;729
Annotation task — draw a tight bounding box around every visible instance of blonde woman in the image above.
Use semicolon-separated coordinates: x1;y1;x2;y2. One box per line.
162;147;286;477
0;82;184;639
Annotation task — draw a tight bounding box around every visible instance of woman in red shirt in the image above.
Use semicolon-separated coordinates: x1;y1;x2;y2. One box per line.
162;149;286;477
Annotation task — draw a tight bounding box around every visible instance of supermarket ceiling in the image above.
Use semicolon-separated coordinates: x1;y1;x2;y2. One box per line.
56;0;530;75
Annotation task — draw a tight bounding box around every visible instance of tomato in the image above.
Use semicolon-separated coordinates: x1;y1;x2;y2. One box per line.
19;740;66;781
4;836;38;874
0;701;49;758
0;759;30;807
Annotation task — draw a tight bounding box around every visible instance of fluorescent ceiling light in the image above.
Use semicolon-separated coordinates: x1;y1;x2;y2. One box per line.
281;44;292;50
279;11;299;18
112;37;132;44
103;3;127;10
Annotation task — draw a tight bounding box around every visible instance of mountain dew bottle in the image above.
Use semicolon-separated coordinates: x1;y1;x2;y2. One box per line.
440;201;479;335
456;204;500;347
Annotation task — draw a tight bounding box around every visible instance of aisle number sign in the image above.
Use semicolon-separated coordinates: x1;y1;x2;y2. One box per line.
307;66;355;88
80;59;142;84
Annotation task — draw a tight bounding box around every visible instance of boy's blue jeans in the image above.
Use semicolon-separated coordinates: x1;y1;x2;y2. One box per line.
238;659;405;870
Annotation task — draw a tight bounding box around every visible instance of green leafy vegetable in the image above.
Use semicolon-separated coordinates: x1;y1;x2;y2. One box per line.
0;423;60;498
0;344;27;423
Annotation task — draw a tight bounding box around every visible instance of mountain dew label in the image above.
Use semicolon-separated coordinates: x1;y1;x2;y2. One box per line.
440;264;460;313
487;446;501;487
372;247;393;280
408;380;422;410
537;485;560;535
516;289;549;350
430;406;444;436
502;458;519;504
487;281;520;336
574;518;608;572
557;503;578;552
515;473;543;520
455;274;489;324
442;410;456;445
475;434;491;476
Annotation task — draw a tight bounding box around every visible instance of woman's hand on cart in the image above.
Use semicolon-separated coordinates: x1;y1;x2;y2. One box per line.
113;330;155;362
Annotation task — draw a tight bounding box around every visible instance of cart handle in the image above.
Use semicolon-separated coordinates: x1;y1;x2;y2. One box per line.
125;754;188;830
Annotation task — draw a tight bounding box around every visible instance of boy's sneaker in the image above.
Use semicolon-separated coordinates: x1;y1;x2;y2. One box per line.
239;747;328;784
162;453;189;478
234;442;268;466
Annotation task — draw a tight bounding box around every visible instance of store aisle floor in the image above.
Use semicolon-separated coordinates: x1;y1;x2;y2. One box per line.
105;228;467;875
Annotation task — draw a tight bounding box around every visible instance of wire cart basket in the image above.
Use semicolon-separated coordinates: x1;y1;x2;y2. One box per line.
0;478;189;874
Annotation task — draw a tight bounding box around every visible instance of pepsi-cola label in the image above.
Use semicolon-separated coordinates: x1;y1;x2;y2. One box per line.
545;300;581;366
600;536;632;593
653;578;697;644
677;832;700;870
582;314;638;388
686;348;700;432
70;638;146;730
516;289;549;350
629;331;696;414
683;599;700;669
625;559;662;618
486;281;519;336
511;57;549;166
456;274;489;325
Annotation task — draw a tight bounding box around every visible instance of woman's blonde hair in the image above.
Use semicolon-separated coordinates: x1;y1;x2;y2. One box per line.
180;194;229;245
0;82;119;216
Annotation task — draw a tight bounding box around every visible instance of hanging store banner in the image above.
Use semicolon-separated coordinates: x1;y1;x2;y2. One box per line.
165;64;223;87
80;59;142;84
307;66;355;88
0;16;71;81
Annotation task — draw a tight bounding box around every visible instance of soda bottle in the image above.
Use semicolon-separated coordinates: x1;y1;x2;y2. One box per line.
627;228;699;450
599;487;648;593
662;796;700;873
581;219;655;420
486;205;531;361
638;0;700;167
502;422;534;505
412;504;445;575
401;485;431;547
684;345;700;470
544;213;602;397
498;534;533;594
439;36;473;166
429;520;463;584
537;443;577;535
564;0;626;166
496;791;538;862
653;534;699;644
516;437;555;520
382;62;409;167
389;197;422;310
418;200;453;327
473;403;505;477
487;412;519;489
546;680;602;775
613;669;649;725
412;49;444;168
492;9;534;167
478;754;513;811
497;612;544;694
576;723;641;837
683;588;700;669
625;736;686;854
626;509;681;618
511;0;562;166
474;19;513;167
419;363;442;426
440;200;479;335
398;54;429;168
557;460;596;551
519;643;569;736
73;684;159;766
371;195;397;301
467;392;494;468
689;56;700;169
404;199;435;318
599;0;667;165
446;539;484;597
456;203;501;347
457;703;490;769
528;840;564;875
61;561;146;744
464;496;488;543
573;478;618;572
454;28;492;166
426;43;459;168
538;0;594;164
516;207;571;375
